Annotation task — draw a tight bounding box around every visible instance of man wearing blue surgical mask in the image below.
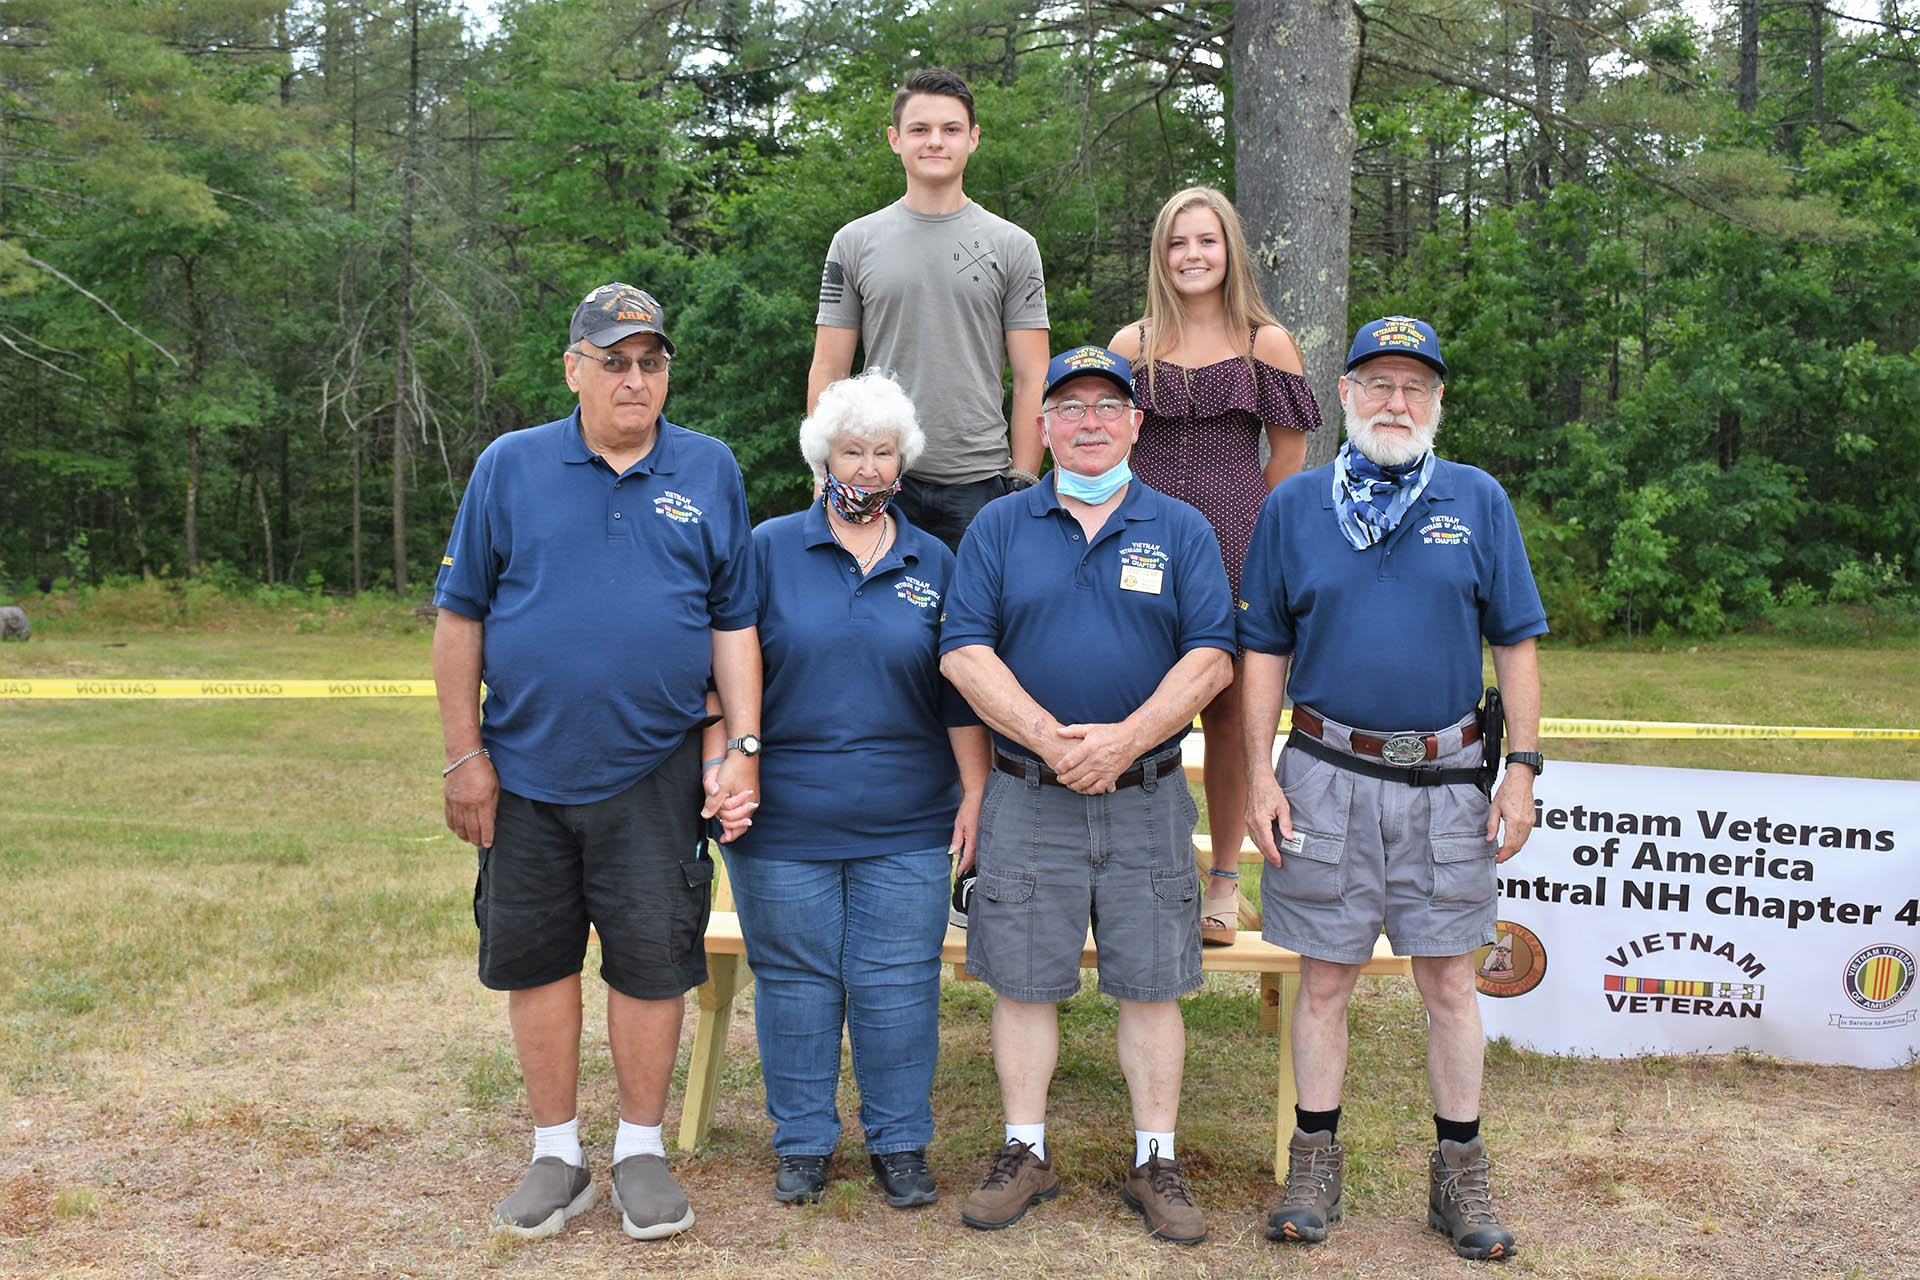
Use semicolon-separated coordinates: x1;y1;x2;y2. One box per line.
939;344;1235;1247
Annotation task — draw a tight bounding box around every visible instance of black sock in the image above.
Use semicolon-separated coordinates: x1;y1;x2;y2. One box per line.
1295;1105;1341;1137
1435;1114;1480;1145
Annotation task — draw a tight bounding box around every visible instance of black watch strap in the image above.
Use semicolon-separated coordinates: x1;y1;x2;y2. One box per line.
1504;751;1544;776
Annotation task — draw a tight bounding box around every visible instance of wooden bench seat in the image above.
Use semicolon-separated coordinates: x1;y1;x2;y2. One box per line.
683;910;1412;1181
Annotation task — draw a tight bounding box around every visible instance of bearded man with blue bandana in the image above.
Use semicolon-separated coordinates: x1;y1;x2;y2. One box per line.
940;344;1235;1246
1239;317;1547;1262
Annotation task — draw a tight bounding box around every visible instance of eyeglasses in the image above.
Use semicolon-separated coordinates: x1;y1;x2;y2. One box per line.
1352;376;1437;405
570;348;670;375
1045;399;1132;423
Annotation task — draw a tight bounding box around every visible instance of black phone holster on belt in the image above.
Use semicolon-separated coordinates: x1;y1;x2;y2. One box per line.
1477;686;1505;797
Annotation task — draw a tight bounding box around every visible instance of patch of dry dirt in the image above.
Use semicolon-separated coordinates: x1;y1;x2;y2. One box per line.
4;959;1917;1280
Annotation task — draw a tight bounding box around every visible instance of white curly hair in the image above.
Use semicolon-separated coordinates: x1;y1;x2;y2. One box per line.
797;371;926;484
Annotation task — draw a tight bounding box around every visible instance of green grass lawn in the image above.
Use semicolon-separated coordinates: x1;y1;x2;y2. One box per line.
2;602;1916;1277
4;610;1913;1091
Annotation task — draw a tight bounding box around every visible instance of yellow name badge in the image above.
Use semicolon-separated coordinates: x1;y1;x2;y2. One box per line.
1120;565;1164;595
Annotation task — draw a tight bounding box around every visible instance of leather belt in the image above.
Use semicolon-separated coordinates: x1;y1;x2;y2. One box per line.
993;750;1153;790
1286;731;1485;791
1290;704;1477;766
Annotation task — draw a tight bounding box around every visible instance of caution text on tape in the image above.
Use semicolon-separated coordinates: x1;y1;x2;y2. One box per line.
3;681;1916;741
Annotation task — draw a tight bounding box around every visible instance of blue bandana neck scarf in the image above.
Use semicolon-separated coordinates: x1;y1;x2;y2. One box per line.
1332;441;1434;550
824;473;902;524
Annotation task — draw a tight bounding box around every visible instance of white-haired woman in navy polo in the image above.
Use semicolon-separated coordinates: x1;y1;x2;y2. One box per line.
710;371;990;1211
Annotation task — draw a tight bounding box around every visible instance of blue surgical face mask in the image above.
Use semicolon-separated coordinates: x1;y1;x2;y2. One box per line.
1053;459;1132;504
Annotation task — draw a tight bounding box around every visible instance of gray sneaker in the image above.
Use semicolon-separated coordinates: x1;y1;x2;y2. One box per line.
489;1157;596;1239
611;1153;695;1240
1267;1127;1344;1243
1428;1136;1517;1260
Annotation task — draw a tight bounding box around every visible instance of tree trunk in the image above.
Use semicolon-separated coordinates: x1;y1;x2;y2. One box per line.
186;434;200;573
253;466;276;585
351;424;363;594
391;0;421;595
126;351;152;576
1559;0;1590;184
1526;8;1553;203
1233;0;1359;469
1738;0;1760;115
1808;2;1825;135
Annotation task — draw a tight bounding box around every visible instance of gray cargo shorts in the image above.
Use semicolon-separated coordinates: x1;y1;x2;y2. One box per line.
965;747;1203;1003
1260;709;1496;964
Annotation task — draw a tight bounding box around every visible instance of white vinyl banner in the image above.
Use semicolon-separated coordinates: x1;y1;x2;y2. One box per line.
1475;762;1920;1068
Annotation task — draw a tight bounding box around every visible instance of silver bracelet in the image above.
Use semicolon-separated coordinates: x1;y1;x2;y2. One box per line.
702;756;726;770
442;747;490;777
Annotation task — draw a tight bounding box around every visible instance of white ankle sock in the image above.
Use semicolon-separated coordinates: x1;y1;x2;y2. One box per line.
1135;1130;1175;1165
1005;1121;1046;1159
614;1119;666;1164
532;1117;583;1167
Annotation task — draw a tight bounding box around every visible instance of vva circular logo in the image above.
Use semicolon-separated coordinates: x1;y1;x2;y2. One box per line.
1842;944;1915;1014
1474;921;1546;998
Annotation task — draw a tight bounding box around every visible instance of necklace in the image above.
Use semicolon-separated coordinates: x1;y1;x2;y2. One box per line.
827;509;891;573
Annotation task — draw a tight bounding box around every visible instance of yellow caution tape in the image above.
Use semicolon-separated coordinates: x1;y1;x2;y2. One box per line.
2;681;1915;741
1538;717;1920;741
0;678;430;699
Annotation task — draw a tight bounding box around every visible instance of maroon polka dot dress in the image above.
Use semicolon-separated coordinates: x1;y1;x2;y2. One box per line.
1131;339;1322;602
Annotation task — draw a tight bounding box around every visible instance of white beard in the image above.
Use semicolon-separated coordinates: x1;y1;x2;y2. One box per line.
1344;396;1441;468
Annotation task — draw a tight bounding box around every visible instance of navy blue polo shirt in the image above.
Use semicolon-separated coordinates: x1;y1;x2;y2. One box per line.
434;409;756;804
728;503;975;860
1237;456;1547;731
940;477;1236;758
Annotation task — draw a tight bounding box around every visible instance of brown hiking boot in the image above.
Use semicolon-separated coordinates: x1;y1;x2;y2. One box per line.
1121;1141;1206;1245
1428;1137;1517;1260
1267;1127;1344;1243
959;1139;1058;1230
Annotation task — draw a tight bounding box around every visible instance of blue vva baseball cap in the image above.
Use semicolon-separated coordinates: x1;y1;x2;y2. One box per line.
1042;344;1135;401
1346;316;1446;379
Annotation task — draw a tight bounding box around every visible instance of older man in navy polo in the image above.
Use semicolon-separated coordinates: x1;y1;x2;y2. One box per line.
940;344;1233;1246
1240;316;1545;1261
433;283;762;1245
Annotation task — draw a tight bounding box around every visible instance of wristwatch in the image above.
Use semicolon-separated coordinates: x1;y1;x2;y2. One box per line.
1504;751;1544;776
726;733;762;758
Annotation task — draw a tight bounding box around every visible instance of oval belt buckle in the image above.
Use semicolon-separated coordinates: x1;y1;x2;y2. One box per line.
1381;733;1429;766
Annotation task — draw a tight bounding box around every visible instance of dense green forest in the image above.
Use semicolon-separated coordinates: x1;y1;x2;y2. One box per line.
1;0;1915;638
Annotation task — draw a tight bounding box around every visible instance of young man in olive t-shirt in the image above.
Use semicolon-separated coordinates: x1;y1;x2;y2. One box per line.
808;67;1051;551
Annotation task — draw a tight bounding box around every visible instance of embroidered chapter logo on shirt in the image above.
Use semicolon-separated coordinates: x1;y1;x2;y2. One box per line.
895;577;941;610
1119;542;1169;572
652;491;704;525
1419;514;1471;546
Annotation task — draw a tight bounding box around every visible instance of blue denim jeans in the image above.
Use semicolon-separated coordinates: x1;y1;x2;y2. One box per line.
719;845;950;1156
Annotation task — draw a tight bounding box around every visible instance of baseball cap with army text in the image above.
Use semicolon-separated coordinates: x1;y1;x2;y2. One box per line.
570;283;675;356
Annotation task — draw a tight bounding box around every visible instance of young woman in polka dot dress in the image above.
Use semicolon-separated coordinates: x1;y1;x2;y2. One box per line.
1110;186;1320;942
